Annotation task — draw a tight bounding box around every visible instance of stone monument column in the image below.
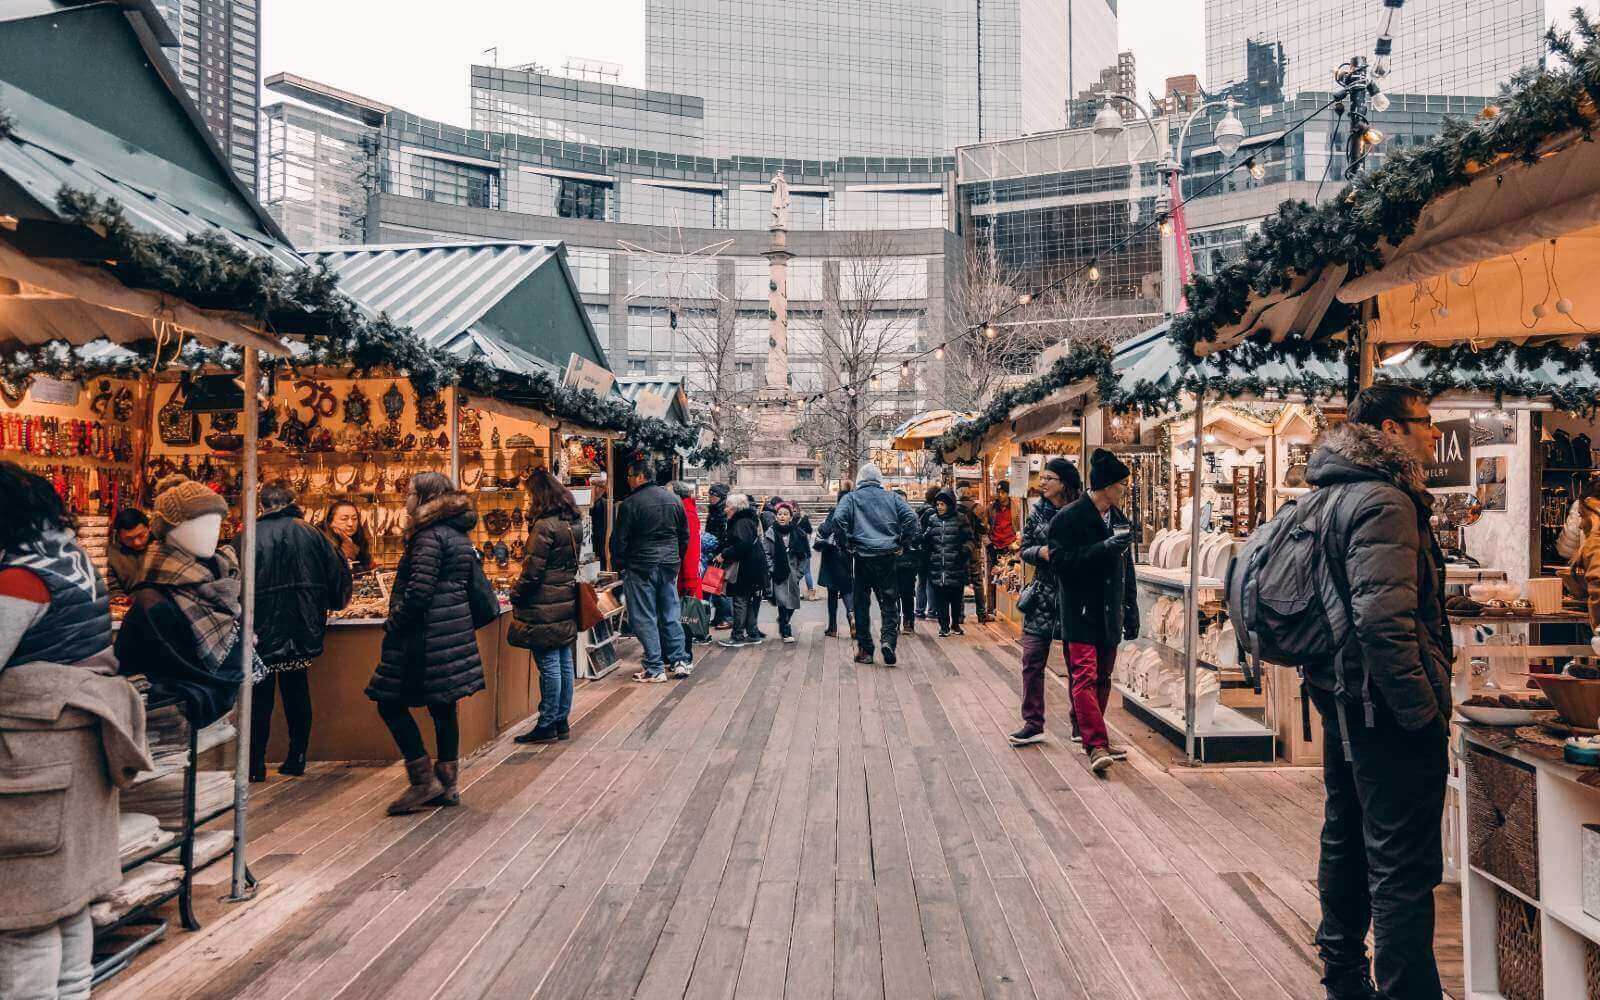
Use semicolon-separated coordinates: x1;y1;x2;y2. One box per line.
765;170;792;390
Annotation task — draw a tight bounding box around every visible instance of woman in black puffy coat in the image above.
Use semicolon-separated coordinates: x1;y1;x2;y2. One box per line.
924;489;973;635
367;472;484;815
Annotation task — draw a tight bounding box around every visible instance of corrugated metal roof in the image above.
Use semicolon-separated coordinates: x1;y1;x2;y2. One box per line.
303;242;570;376
616;375;689;423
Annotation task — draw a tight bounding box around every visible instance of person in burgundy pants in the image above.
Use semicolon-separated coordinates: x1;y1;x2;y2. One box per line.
1044;449;1139;774
1009;457;1081;747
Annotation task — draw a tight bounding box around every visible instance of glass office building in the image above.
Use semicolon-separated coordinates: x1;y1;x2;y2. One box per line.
469;65;706;156
153;0;260;187
261;102;378;247
643;0;1118;161
1205;0;1546;106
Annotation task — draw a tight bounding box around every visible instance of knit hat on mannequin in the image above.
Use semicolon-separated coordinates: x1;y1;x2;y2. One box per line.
150;475;229;538
1088;449;1131;492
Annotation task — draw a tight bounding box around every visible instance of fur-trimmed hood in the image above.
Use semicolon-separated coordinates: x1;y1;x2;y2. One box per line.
406;491;477;539
1306;422;1429;497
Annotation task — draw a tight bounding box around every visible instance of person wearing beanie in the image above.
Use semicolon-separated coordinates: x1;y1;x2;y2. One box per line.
1009;457;1082;746
1039;449;1138;773
116;475;249;729
703;483;733;629
819;461;920;665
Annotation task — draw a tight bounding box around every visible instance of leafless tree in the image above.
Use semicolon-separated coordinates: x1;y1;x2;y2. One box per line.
943;238;1144;411
674;304;755;476
794;231;921;479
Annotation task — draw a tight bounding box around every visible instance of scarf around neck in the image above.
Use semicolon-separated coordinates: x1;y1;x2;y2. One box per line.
141;540;243;673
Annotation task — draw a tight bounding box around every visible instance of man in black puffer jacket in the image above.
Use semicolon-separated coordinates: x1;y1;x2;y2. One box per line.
245;482;351;781
1300;385;1451;1000
923;489;972;636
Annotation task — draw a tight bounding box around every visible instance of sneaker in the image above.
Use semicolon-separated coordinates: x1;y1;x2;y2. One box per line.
719;634;749;648
951;625;965;636
1069;732;1083;745
1088;747;1115;773
1105;744;1129;761
782;634;797;644
669;662;693;678
751;630;769;641
1008;725;1046;746
712;621;733;631
937;629;950;637
881;644;897;666
853;651;874;665
823;628;837;637
633;671;668;684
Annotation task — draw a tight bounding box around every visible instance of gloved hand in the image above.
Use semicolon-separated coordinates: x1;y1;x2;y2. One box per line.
1104;531;1134;553
1124;617;1140;641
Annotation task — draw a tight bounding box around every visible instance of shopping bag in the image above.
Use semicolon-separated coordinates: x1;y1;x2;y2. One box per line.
701;564;727;596
680;596;711;640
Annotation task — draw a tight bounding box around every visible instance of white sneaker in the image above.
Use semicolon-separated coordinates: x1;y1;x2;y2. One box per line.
669;662;693;678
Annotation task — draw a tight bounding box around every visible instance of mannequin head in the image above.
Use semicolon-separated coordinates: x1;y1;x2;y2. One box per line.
167;513;222;559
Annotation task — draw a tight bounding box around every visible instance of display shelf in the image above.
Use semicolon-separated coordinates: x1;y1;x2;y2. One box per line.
1469;864;1539;909
1543;898;1600;945
1134;565;1224;592
1113;682;1275;762
1124;636;1226;675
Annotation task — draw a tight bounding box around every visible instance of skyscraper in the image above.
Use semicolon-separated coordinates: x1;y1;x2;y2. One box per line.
153;0;260;188
643;0;1117;161
1205;0;1545;106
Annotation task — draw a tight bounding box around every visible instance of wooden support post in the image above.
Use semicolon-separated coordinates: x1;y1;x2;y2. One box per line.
449;389;462;484
1184;397;1205;765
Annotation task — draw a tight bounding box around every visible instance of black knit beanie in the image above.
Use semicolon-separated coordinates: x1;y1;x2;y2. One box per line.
1088;449;1131;491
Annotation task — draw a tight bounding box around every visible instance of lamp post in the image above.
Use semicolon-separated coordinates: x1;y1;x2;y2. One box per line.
1094;95;1246;318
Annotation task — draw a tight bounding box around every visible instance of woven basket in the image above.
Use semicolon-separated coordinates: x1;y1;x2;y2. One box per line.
1468;744;1540;899
1496;888;1543;1000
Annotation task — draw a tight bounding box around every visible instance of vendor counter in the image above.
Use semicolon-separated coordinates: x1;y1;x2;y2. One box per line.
262;610;540;763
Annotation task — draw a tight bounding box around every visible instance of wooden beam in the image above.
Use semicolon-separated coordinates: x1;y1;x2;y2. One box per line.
7;219;112;261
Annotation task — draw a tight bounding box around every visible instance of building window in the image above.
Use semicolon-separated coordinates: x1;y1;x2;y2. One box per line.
796;468;816;482
557;178;606;220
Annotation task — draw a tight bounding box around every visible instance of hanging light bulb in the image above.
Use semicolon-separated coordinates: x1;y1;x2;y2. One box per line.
1451;269;1467;286
1363;127;1385;147
1087;261;1101;282
934;345;945;360
1247;157;1265;181
1204;432;1217;444
1534;302;1549;320
984;324;998;339
1436;306;1450;319
1017;292;1033;305
1371;90;1390;113
1158;216;1173;237
1558;298;1575;315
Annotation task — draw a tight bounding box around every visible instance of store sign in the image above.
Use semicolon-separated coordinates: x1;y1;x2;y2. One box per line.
1426;418;1472;488
563;354;614;399
632;389;669;420
29;377;79;406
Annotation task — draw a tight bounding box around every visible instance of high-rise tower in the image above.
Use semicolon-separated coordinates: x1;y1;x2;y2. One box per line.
153;0;260;188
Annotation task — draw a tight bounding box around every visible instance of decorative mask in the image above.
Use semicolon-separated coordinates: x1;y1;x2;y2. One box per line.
483;509;512;536
436;432;450;450
493;541;510;567
343;384;372;427
382;382;406;422
416;394;446;430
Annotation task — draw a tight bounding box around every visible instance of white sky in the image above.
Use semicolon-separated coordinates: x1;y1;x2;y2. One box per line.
260;0;1207;127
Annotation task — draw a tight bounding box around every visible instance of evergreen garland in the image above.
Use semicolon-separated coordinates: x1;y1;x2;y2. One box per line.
929;344;1112;458
1172;10;1600;359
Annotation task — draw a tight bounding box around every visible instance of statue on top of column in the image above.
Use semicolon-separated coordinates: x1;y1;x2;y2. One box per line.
770;169;790;232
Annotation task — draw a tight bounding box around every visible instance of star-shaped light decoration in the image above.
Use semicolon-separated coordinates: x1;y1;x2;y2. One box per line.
618;211;734;323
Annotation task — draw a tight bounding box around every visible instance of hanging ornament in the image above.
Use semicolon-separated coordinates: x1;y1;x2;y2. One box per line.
343;384;372;427
416;393;447;430
382;382;406;422
1557;298;1575;315
1533;302;1549;320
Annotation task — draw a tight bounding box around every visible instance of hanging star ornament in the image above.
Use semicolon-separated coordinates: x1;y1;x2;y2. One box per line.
617;210;734;306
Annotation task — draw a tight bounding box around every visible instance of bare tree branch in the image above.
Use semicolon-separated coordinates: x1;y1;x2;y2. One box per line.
674;304;756;476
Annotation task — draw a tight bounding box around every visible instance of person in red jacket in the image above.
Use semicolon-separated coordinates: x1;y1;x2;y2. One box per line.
986;480;1018;619
672;481;703;676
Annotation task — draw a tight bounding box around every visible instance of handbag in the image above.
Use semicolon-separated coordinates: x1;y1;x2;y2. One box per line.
573;531;603;631
680;596;711;640
467;555;499;630
701;563;727;595
1016;581;1041;616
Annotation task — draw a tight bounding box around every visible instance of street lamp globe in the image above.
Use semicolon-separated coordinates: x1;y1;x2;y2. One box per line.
1093;104;1125;141
1215;108;1246;158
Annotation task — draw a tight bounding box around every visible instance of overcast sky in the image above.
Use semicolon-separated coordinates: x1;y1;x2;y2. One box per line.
260;0;1207;126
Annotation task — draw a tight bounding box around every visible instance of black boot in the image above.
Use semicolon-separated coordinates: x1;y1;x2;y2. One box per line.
556;720;570;741
515;722;562;744
278;749;307;777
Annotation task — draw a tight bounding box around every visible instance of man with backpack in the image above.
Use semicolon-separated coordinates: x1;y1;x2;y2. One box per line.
1229;384;1449;1000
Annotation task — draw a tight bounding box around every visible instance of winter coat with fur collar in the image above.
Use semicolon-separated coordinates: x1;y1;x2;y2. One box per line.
1303;422;1452;731
367;491;485;706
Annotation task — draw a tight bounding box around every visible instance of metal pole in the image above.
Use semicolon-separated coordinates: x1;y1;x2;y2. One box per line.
229;347;258;901
1184;396;1205;765
449;389;462;484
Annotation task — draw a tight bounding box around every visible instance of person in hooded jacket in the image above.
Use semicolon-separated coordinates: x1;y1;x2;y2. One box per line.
891;488;923;633
764;501;810;642
717;494;770;646
1008;458;1081;747
1046;450;1138;774
915;485;939;619
819;463;920;666
366;472;484;815
1298;385;1451;1000
816;484;855;637
245;481;352;782
510;469;582;745
924;489;974;635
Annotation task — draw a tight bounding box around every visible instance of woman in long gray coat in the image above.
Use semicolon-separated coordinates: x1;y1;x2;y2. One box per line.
763;502;810;643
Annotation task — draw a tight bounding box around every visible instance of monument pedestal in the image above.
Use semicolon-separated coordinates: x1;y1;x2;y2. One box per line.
734;391;826;501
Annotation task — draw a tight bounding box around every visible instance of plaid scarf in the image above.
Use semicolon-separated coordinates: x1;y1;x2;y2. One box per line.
141;540;243;674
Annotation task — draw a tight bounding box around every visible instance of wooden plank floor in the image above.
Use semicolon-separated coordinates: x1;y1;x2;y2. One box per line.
101;601;1463;1000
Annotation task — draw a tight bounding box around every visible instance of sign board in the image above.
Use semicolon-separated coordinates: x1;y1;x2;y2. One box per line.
563;353;615;399
1036;340;1071;373
570;487;594;507
29;377;80;406
632;388;670;420
1426;418;1472;488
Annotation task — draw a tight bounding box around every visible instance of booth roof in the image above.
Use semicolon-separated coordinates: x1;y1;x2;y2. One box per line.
616;376;690;425
302;241;611;378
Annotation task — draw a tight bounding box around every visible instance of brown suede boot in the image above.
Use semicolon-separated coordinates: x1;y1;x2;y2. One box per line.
387;756;445;815
428;760;460;807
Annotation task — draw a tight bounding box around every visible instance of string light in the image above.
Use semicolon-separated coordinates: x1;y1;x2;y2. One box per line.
1158;216;1172;236
1087;262;1101;282
934;346;945;359
984;324;998;339
1247;157;1265;181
